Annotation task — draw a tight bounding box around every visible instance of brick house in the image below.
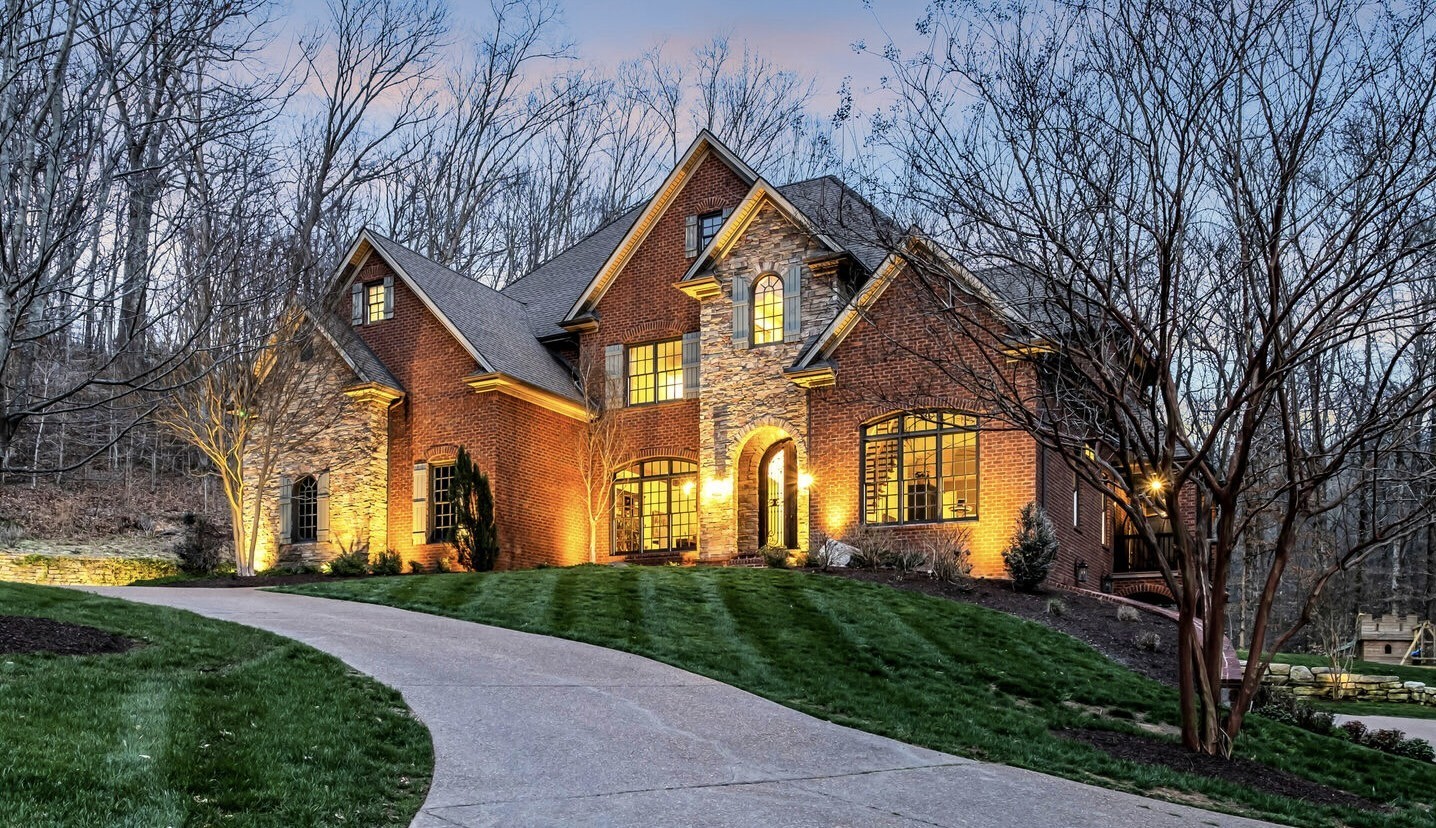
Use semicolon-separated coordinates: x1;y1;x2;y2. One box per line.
249;131;1168;595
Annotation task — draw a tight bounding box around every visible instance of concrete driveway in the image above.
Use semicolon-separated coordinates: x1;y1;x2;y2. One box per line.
90;586;1276;828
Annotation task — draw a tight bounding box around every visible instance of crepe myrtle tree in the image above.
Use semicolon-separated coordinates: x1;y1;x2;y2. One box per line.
862;0;1436;755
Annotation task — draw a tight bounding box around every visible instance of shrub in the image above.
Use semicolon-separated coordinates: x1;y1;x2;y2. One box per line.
842;526;889;569
1045;598;1067;617
0;518;24;546
926;529;973;585
1002;502;1058;591
1392;737;1436;763
327;547;370;577
1366;728;1406;754
882;543;927;574
1254;688;1335;736
807;540;835;571
407;559;427;574
1116;605;1140;622
760;545;790;568
433;554;455;573
452;447;500;571
1136;631;1162;652
371;548;403;576
1340;720;1368;743
175;512;222;575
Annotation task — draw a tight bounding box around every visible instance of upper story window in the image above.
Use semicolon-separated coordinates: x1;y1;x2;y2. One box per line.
365;282;386;323
628;339;684;405
429;463;456;543
752;273;783;345
698;210;724;251
352;276;393;325
292;474;319;542
862;411;978;525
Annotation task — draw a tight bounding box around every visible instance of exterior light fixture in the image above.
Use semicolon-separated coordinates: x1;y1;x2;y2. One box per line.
1146;476;1165;495
1075;560;1089;584
798;472;814;490
703;476;733;502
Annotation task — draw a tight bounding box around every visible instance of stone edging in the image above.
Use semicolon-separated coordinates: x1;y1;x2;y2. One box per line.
0;553;178;586
1252;661;1436;707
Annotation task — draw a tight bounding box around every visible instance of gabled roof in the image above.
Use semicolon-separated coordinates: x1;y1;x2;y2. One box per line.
792;233;1016;370
501;203;646;339
307;307;404;395
562;130;760;322
337;230;583;405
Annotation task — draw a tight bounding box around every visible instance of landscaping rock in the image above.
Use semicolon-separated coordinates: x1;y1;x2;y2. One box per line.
1290;665;1315;683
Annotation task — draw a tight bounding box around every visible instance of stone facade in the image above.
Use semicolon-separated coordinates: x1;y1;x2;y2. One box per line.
245;335;391;571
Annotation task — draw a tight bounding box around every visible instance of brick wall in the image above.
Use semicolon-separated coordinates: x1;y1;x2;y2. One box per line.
809;264;1106;580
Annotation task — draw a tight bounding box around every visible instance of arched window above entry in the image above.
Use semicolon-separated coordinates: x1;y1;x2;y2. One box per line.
752;273;783;345
862;411;979;525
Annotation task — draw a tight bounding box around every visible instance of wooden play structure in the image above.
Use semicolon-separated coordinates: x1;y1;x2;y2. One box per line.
1356;613;1435;666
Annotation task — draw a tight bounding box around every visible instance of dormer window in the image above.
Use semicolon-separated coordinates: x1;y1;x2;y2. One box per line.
698;210;724;251
365;282;386;323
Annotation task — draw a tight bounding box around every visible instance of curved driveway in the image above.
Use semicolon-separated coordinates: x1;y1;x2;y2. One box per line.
92;587;1275;828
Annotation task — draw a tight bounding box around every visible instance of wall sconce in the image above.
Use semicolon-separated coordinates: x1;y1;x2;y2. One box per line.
1146;476;1165;495
1100;573;1114;594
703;476;732;502
798;472;814;490
1074;559;1089;585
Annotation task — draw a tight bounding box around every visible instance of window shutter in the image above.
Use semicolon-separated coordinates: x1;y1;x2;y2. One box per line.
278;476;292;544
316;471;331;543
732;275;751;348
411;463;428;547
350;282;363;325
684;214;698;258
603;343;625;409
382;275;394;319
783;263;802;343
682;332;700;399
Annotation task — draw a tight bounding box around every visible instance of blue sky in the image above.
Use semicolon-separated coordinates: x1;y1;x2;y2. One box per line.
280;0;932;116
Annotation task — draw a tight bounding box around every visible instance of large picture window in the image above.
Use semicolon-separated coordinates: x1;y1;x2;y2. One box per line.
862;412;978;525
613;459;698;555
292;475;319;542
627;339;683;405
429;463;456;543
751;273;783;345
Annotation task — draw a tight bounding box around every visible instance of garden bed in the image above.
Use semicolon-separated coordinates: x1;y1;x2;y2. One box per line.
0;614;137;655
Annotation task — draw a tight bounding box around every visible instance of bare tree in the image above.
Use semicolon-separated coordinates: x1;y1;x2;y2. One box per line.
572;352;628;564
869;0;1436;754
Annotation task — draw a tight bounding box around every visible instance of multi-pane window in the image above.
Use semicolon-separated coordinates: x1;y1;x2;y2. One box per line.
627;339;683;405
862;412;978;525
613;459;698;554
365;282;386;323
292;475;318;542
698;210;724;251
752;273;783;345
429;463;456;543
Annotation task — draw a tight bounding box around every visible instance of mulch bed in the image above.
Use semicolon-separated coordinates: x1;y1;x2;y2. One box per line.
0;615;138;656
1062;728;1385;812
826;569;1181;686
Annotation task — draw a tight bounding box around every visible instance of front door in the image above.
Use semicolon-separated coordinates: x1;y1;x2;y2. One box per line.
758;440;797;549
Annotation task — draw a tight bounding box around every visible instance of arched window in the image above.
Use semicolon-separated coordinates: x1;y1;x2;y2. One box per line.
862;411;978;525
752;273;783;345
613;459;698;555
292;475;319;542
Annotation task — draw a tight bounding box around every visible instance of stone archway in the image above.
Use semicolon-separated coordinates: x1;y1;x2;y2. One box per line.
726;419;809;557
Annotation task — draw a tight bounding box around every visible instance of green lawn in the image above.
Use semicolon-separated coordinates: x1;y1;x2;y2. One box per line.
284;567;1436;828
1310;700;1436;721
0;583;431;827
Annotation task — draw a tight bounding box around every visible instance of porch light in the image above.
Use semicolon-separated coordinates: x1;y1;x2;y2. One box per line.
703;476;732;502
1074;560;1089;584
798;472;814;490
1146;476;1165;495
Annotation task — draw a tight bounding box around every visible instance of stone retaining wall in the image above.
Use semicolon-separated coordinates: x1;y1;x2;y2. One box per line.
0;553;178;586
1256;661;1436;707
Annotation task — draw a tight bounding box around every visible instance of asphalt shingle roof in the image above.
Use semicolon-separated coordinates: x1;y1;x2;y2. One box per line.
775;176;900;274
309;308;404;393
500;204;647;339
365;232;582;403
